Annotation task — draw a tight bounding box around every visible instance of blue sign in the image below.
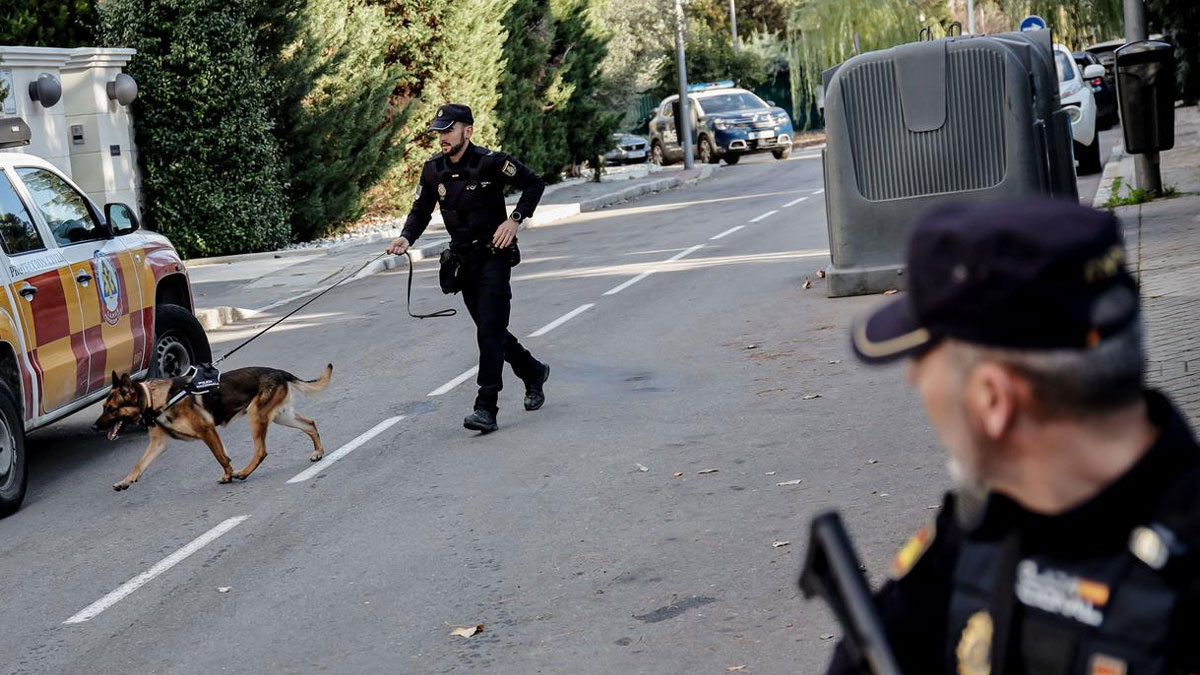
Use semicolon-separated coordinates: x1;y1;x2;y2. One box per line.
1020;14;1047;32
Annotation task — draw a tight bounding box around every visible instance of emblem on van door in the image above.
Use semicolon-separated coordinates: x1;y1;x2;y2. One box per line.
92;251;122;326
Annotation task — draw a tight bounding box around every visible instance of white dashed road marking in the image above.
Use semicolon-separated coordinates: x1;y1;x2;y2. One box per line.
529;304;594;338
783;196;809;208
287;416;406;484
666;244;706;262
749;210;778;223
605;271;655;296
64;515;251;625
709;225;744;241
428;367;478;397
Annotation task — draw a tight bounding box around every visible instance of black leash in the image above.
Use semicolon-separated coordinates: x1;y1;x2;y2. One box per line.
213;250;453;367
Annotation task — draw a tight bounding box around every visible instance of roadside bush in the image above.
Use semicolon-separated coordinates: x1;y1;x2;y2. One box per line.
100;0;289;258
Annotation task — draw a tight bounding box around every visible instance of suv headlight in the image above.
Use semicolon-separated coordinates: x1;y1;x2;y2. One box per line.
714;121;730;130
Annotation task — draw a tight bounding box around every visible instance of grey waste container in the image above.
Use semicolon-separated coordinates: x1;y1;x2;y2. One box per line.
821;30;1077;297
1115;40;1176;154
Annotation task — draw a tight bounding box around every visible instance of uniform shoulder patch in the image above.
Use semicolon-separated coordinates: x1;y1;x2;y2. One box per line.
501;160;517;177
891;517;937;580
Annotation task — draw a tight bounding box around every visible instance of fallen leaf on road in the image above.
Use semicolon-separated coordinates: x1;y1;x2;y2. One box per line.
765;471;776;476
883;289;899;295
867;459;879;464
820;634;836;641
776;479;802;486
449;623;485;638
673;472;684;478
697;468;719;474
727;666;749;672
816;268;826;278
802;277;812;290
217;587;231;593
744;344;758;350
801;394;821;400
772;541;790;548
828;359;841;364
636;463;649;472
879;493;890;497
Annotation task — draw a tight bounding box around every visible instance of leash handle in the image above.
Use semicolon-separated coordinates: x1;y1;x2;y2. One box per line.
404;251;456;319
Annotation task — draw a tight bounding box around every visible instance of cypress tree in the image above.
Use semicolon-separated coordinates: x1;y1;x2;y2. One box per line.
100;0;289;257
496;0;557;178
550;0;621;177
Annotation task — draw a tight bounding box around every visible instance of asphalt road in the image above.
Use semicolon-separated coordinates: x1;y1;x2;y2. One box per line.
1;147;1110;674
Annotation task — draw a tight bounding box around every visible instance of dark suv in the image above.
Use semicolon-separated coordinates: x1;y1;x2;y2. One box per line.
648;82;794;166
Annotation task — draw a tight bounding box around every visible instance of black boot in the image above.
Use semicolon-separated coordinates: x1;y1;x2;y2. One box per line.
463;409;498;433
524;363;550;411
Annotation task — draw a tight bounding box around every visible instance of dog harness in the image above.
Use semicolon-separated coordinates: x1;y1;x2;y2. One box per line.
139;364;222;427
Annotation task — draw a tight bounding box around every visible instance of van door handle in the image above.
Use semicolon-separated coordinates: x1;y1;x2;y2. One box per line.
18;283;36;300
75;271;93;285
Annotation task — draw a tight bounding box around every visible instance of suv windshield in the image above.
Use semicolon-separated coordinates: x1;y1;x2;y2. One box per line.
698;92;768;114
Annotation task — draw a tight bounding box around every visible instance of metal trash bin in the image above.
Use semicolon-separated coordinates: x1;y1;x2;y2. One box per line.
1115;40;1176;154
820;30;1077;297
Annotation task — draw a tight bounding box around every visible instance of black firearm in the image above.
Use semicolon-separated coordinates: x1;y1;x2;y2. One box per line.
799;511;903;675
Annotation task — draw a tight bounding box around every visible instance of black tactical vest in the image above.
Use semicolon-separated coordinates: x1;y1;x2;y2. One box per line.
432;148;508;241
948;519;1190;674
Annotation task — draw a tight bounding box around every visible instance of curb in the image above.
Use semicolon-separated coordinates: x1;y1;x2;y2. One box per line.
193;165;719;331
1093;144;1128;209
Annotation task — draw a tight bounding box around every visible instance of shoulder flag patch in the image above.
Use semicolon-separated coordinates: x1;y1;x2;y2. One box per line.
891;517;936;580
501;160;517;177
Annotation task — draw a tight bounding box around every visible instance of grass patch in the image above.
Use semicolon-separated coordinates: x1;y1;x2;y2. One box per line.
1102;176;1180;208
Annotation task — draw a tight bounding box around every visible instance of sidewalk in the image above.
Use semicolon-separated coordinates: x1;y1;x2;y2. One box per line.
186;163;720;329
1103;105;1200;420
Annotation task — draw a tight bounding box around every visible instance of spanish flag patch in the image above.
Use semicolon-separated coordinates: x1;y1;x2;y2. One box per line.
891;518;936;580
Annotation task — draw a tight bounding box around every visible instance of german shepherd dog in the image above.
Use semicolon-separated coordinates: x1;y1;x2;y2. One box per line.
93;365;333;491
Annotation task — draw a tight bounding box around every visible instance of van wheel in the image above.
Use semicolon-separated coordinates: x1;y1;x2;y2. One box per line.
0;380;28;518
723;154;741;165
1076;139;1102;175
773;146;792;160
150;305;212;379
698;137;718;164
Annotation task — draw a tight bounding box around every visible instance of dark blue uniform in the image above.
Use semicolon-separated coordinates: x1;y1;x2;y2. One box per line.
400;143;545;417
826;391;1200;675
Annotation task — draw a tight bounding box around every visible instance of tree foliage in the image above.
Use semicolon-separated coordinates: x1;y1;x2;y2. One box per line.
0;0;97;47
654;18;767;99
1147;0;1200;104
100;0;289;258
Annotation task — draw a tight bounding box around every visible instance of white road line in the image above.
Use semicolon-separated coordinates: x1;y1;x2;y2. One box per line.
709;225;744;241
813;188;825;195
529;304;594;338
783;196;809;208
749;210;779;223
666;244;706;262
428;367;478;397
287;416;405;484
64;515;250;625
605;271;655;296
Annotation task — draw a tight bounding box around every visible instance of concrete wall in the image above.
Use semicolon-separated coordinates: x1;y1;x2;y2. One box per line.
0;47;74;176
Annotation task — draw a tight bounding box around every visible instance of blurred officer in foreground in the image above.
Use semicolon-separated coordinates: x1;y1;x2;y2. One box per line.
828;199;1200;674
387;104;549;433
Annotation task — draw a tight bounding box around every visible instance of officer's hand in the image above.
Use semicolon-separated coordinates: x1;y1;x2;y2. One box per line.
387;236;410;256
493;219;518;249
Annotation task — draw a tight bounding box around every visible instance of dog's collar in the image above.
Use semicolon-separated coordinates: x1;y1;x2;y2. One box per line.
138;382;161;428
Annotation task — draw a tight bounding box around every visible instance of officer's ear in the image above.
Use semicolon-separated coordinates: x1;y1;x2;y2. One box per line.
463;124;473;141
964;361;1021;441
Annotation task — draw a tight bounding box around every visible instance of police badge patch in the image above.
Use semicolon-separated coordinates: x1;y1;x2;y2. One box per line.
437;183;447;199
501;160;517;177
956;611;993;675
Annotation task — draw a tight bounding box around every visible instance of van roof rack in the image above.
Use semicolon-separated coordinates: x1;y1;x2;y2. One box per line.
0;118;32;150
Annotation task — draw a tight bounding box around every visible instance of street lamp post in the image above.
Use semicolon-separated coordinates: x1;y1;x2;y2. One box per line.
729;0;739;52
967;0;976;34
1123;0;1162;194
675;0;695;169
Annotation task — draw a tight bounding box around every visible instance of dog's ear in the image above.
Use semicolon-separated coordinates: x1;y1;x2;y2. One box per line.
119;373;134;389
112;370;120;386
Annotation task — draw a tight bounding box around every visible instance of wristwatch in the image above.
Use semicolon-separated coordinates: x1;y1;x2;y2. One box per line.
509;210;525;224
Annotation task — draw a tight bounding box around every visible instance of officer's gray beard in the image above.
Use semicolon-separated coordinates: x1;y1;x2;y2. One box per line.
947;456;989;531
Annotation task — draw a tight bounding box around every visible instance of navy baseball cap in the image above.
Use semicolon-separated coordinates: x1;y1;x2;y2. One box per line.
430;103;473;131
851;198;1140;364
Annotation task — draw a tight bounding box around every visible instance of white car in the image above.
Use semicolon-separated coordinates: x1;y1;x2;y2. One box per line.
1055;43;1105;175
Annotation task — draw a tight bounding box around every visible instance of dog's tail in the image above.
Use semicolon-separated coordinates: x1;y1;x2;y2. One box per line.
290;363;333;396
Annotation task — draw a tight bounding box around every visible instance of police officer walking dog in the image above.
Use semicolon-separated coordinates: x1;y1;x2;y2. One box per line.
825;199;1200;674
387;104;549;433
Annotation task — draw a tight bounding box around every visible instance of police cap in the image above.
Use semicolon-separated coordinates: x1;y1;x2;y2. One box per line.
430;103;474;131
851;198;1139;363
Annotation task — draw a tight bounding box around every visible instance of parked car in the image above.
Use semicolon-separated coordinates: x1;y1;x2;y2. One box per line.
1074;51;1119;130
0;118;210;516
1054;44;1104;175
647;81;794;166
604;133;649;165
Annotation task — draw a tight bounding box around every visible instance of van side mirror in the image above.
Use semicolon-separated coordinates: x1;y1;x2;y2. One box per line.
767;100;776;106
105;203;140;236
1083;64;1105;80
